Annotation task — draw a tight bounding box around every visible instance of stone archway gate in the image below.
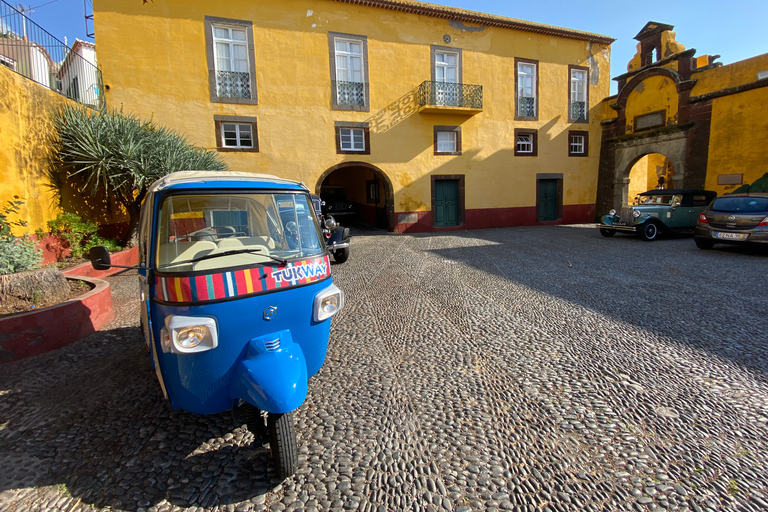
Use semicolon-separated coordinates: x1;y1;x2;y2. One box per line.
595;61;714;216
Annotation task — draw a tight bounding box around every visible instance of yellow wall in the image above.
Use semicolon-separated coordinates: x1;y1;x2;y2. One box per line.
627;153;670;201
706;86;768;194
692;54;768;96
94;0;611;216
0;66;66;236
695;54;768;195
1;65;130;236
624;75;679;134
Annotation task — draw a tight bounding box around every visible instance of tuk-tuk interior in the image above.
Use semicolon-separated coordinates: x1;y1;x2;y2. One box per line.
156;192;323;273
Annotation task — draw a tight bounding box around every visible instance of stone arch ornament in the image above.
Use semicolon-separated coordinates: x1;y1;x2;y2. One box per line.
597;51;712;215
315;161;395;231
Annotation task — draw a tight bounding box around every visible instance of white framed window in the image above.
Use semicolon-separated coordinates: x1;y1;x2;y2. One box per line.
333;36;366;107
570;68;587;121
212;24;251;98
434;51;458;84
0;55;16;71
215;116;258;152
335;39;364;83
437;131;457;153
221;123;253;148
517;133;533;153
339;128;365;151
517;61;537;118
568;130;588;157
570;134;585;154
434;50;460;107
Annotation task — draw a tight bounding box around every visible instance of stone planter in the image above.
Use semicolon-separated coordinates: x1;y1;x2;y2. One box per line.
0;247;138;363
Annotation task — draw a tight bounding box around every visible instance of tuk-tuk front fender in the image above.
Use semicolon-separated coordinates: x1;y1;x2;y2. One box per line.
231;330;308;414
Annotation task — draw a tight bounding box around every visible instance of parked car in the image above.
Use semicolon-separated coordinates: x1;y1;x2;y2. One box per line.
311;194;350;263
320;185;355;217
694;193;768;249
599;189;717;241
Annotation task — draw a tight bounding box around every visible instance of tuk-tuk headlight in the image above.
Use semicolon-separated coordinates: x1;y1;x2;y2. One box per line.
161;316;218;354
313;284;345;322
177;326;208;349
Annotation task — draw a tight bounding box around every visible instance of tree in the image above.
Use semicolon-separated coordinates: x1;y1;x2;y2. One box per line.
49;105;227;246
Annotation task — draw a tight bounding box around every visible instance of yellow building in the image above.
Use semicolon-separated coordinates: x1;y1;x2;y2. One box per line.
94;0;612;232
598;22;768;213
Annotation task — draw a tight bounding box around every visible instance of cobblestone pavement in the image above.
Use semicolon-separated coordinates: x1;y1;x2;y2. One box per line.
1;225;767;512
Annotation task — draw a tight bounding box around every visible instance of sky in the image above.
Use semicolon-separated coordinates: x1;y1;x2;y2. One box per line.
14;0;768;95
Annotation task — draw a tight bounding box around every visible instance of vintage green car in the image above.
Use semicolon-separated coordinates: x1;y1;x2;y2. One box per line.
599;189;717;241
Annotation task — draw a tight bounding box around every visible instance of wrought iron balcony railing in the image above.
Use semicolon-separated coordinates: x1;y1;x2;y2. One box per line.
335;80;365;107
518;96;535;117
571;101;586;121
216;70;251;99
418;81;482;110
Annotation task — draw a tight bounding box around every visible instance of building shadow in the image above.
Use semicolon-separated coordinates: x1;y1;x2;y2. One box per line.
0;326;283;510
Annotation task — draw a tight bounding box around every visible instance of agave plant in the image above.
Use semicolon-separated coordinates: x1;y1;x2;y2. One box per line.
49;105;227;246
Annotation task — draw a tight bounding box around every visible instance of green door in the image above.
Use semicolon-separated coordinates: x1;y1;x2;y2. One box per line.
538;179;558;222
434;179;459;227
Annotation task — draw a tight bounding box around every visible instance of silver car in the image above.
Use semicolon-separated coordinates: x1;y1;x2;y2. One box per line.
694;193;768;249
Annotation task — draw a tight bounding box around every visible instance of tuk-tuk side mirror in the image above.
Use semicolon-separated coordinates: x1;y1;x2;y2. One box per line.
90;246;112;271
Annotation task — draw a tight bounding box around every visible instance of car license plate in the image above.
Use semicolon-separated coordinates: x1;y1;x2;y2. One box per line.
714;232;748;240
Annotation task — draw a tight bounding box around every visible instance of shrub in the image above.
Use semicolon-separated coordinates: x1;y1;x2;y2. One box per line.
47;213;122;259
0;237;41;275
0;196;42;275
86;234;122;254
1;195;27;238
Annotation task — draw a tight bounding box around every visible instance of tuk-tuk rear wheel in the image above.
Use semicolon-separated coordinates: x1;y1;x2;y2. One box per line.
268;412;298;479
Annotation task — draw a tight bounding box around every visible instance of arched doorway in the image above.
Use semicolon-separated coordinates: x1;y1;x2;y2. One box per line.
315;162;394;230
627;153;675;204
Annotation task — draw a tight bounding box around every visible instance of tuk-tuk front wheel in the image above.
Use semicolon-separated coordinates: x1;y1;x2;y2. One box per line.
268;412;298;479
243;403;268;443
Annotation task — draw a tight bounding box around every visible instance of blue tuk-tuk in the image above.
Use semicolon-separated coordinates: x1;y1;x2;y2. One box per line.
90;171;344;478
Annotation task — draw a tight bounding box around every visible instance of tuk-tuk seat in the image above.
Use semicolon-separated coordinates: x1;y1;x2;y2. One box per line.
158;241;217;271
193;242;271;271
218;238;244;249
237;236;276;250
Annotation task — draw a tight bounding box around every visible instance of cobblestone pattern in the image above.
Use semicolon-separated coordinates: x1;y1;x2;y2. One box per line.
1;225;767;512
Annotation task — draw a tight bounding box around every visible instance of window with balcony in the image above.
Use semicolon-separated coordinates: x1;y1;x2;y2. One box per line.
335;122;370;154
214;115;258;152
433;49;460;107
569;66;588;122
568;130;588;157
329;32;369;111
434;126;461;155
514;129;537;156
205;16;258;104
515;58;538;120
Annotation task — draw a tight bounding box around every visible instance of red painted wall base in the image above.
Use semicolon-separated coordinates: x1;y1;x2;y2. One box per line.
394;204;595;233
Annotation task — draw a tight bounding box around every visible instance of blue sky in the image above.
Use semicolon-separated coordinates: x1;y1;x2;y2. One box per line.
17;0;768;95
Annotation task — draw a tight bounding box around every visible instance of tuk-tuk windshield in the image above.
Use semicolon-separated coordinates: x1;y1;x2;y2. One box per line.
155;192;324;273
